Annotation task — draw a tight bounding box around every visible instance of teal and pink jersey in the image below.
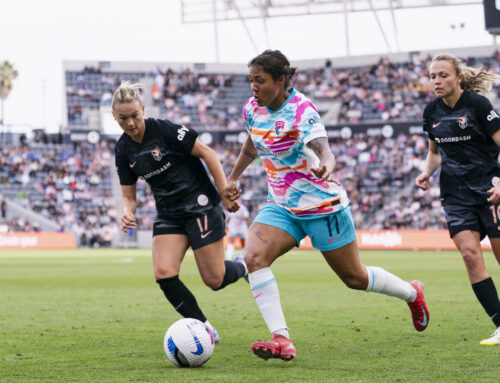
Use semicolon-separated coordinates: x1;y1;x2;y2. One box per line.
243;88;349;217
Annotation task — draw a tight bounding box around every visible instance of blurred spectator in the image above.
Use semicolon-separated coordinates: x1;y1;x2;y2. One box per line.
1;198;6;219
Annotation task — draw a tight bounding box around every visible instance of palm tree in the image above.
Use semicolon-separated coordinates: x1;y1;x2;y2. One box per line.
0;60;19;141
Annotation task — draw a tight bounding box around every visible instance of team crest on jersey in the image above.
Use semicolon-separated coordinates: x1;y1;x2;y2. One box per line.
151;146;162;161
458;116;467;129
274;121;285;135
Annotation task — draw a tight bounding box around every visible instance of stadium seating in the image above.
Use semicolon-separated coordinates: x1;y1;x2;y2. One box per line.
0;140;118;246
3;53;499;244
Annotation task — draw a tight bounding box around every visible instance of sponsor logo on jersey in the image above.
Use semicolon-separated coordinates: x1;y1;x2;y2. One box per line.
197;194;209;206
260;146;292;157
151;146;162;161
274;121;285;135
307;115;320;125
140;162;171;180
129;161;136;168
432;122;441;128
177;126;189;141
458;116;467;129
487;109;500;122
434;135;471;144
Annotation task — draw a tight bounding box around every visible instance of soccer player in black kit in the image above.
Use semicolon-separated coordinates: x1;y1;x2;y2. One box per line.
416;54;500;345
113;81;247;343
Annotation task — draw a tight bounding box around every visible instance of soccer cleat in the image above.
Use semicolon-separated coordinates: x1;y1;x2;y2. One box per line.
251;334;296;361
480;327;500;345
206;325;220;344
407;280;429;332
234;252;249;283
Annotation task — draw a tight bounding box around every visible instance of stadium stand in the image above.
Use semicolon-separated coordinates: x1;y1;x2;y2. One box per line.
0;138;118;246
65;52;500;132
2;51;499;246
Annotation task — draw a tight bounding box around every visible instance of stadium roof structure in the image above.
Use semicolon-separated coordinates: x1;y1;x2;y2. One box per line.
180;0;483;60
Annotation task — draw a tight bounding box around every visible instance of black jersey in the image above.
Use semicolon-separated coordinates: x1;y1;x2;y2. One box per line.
423;90;500;205
115;118;221;218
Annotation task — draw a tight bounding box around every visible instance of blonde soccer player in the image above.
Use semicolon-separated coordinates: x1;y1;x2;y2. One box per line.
416;53;500;345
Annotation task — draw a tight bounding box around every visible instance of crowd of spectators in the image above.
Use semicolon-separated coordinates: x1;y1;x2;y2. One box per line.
0;128;475;239
0;216;41;233
293;51;500;124
66;52;500;131
66;65;246;131
153;67;242;130
0;139;118;246
4;52;500;243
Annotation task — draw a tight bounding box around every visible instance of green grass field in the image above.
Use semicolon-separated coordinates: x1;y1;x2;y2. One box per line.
1;249;499;383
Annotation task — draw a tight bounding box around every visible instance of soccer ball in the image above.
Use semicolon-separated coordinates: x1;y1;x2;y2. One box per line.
164;318;215;367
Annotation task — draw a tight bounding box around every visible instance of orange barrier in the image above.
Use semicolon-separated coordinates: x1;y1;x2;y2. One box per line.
0;232;77;250
298;230;492;251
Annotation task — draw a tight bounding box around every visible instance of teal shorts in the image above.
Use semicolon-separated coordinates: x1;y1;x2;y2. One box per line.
254;203;357;251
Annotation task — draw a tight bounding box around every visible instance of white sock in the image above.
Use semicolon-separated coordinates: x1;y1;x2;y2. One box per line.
249;267;289;336
226;243;234;260
273;328;290;338
365;266;417;302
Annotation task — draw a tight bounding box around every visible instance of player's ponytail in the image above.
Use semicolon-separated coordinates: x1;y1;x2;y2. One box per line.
461;66;499;96
112;81;144;110
249;50;297;90
432;54;499;96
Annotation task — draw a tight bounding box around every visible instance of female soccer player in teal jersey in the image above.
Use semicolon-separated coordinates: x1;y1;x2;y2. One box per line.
225;50;429;362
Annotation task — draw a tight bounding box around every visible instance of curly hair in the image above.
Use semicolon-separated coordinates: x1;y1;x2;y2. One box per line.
248;50;297;90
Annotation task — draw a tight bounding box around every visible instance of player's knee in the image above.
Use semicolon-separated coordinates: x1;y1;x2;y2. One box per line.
341;273;367;290
154;267;178;281
244;250;268;273
460;247;482;270
205;278;223;291
201;273;224;291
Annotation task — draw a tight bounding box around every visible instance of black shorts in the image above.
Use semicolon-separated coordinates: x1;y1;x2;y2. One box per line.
153;205;226;250
443;202;500;240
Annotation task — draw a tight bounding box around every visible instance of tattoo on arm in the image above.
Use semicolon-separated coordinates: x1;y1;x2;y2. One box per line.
307;137;330;159
242;148;258;160
255;230;268;244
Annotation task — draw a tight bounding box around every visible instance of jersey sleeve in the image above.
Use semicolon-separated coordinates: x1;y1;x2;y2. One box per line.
300;104;327;145
242;99;251;133
158;119;198;154
422;103;435;141
475;95;500;137
115;142;138;186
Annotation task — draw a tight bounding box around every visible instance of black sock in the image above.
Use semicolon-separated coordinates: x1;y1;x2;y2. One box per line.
156;276;207;322
472;277;500;328
213;260;246;291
